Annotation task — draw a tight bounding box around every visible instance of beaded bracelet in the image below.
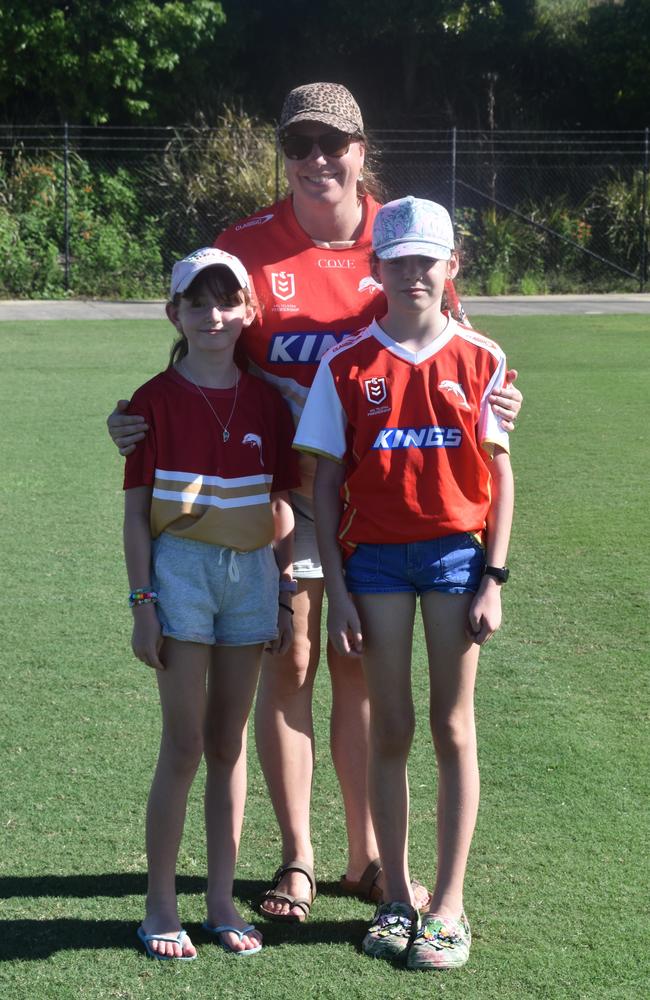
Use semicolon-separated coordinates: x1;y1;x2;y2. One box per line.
279;579;298;594
129;588;158;608
278;601;294;616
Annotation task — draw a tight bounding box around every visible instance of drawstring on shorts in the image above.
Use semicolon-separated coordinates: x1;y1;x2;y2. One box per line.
218;547;240;583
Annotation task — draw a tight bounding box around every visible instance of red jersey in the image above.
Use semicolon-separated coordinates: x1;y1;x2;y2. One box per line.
216;195;385;424
293;318;510;554
124;368;300;551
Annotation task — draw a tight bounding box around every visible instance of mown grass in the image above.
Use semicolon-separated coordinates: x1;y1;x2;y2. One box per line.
1;315;649;999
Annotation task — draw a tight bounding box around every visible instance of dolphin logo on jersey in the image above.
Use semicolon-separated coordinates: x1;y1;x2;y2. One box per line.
358;275;382;294
242;432;264;466
271;271;296;301
364;376;387;405
439;380;470;409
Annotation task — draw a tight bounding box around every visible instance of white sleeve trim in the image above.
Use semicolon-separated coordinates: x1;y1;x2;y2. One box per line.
478;351;511;455
294;360;347;460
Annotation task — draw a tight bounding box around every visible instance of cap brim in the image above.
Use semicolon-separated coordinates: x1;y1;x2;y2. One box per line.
171;261;249;298
280;111;363;135
375;240;452;261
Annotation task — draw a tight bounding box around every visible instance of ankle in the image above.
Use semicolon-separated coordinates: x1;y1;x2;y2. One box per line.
427;900;464;921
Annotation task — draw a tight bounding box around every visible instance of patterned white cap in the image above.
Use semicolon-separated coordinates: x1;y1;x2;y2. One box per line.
170;247;250;297
373;197;455;261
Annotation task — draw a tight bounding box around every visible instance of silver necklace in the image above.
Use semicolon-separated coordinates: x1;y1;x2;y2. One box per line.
180;362;239;442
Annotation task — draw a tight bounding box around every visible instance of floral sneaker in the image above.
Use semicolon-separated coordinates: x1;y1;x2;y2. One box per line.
362;901;419;961
406;911;471;971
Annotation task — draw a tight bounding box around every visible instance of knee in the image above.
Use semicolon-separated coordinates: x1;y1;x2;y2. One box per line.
160;728;204;775
203;728;245;769
260;637;317;698
430;712;476;759
371;710;415;758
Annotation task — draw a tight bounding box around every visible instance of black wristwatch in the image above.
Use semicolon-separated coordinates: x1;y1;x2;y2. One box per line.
483;565;510;584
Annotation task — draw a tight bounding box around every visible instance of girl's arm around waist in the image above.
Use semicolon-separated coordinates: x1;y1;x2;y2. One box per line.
467;447;514;646
268;492;295;655
124;486;164;670
313;457;363;658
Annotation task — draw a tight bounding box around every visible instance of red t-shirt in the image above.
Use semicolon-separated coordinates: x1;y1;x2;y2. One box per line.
124;368;300;551
294;318;510;554
216;195;385;424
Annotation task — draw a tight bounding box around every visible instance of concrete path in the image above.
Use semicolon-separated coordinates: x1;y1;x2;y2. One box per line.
0;294;649;321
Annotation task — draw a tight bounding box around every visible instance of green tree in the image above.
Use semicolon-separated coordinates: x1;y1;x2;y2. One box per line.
0;1;225;123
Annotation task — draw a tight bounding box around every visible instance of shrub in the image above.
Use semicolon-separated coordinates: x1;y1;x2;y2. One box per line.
145;107;281;260
588;169;648;272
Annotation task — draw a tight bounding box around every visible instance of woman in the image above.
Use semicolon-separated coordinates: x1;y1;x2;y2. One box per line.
108;82;523;922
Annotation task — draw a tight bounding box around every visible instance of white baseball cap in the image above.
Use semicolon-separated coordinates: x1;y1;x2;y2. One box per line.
372;197;455;261
170;247;250;298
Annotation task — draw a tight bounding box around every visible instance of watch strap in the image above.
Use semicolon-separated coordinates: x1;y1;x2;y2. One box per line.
484;565;509;583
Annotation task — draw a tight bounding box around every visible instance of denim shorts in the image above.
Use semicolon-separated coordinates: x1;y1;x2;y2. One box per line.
151;532;279;646
343;532;486;596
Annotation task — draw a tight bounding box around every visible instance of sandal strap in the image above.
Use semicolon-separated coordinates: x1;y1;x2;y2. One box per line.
270;860;316;897
355;858;382;897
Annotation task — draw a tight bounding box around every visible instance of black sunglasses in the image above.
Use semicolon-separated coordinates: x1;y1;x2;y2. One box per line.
280;130;357;160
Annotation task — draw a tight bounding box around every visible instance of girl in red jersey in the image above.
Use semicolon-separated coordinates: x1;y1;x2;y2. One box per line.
124;248;299;960
295;198;514;971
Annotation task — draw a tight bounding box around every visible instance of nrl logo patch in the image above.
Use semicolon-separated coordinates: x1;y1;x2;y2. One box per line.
364;376;387;405
271;271;296;301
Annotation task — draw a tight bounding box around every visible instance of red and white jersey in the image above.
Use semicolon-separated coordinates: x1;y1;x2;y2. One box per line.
124;368;300;551
294;318;510;553
216;195;385;424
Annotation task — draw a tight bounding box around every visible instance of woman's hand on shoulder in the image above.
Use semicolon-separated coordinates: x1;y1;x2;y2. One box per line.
108;399;148;457
131;604;164;669
489;369;522;432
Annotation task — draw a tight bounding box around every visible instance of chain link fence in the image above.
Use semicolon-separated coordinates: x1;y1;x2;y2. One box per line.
0;124;647;297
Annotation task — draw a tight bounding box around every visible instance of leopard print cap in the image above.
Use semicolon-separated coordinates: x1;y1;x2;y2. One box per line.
279;83;364;136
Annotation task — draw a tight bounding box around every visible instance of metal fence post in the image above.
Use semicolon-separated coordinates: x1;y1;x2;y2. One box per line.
451;126;457;223
641;126;649;292
63;122;70;292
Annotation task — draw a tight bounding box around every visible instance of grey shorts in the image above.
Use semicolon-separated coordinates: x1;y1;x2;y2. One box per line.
151;532;279;646
291;493;323;580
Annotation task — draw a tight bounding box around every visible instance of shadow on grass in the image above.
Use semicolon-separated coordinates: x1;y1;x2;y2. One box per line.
0;876;370;960
0;916;368;961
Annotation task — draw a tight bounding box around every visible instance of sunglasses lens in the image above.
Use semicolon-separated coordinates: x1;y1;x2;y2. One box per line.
281;132;354;160
281;135;314;160
319;132;352;156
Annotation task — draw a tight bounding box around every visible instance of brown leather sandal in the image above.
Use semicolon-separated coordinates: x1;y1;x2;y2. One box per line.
339;858;383;903
339;857;432;911
258;861;317;923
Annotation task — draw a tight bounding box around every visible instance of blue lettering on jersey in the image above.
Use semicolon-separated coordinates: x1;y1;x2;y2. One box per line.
268;331;349;364
372;426;462;449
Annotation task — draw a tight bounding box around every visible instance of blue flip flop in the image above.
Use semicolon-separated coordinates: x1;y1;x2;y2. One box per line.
137;924;197;961
202;921;262;955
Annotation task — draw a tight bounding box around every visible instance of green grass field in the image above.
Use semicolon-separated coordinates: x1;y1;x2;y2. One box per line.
2;314;649;999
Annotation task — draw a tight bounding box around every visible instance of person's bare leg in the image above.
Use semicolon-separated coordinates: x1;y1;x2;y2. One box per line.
203;643;263;953
141;638;208;958
328;646;379;875
254;580;322;917
420;591;480;920
354;592;418;906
